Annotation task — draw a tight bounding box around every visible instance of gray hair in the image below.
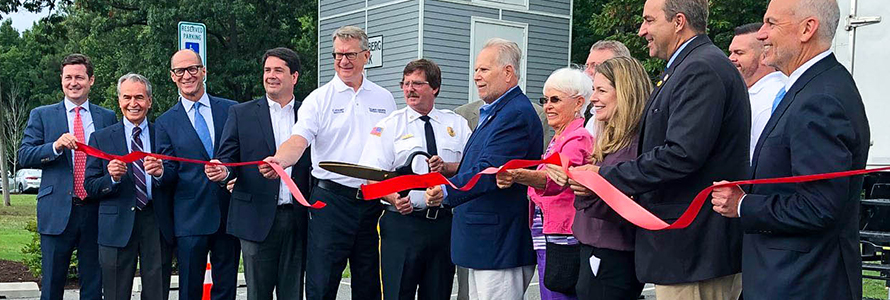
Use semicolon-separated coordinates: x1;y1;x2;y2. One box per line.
664;0;709;34
117;73;153;98
589;40;632;58
543;68;593;117
795;0;840;42
483;38;522;80
332;26;369;51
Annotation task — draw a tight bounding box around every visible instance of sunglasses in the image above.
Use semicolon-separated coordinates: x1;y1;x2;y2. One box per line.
538;96;563;105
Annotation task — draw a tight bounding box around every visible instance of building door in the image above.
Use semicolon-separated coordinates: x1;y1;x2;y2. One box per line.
469;17;528;103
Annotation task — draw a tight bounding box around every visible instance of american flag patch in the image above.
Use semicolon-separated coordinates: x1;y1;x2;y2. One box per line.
370;127;383;136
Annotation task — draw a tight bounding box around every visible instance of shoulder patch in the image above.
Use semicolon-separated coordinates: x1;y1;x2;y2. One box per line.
370;127;383;136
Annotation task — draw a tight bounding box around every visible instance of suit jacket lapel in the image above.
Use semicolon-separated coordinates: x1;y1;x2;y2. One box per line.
110;122;136;183
173;101;210;160
466;88;519;147
209;96;227;154
88;103;106;128
254;98;277;154
750;54;839;172
55;102;74;168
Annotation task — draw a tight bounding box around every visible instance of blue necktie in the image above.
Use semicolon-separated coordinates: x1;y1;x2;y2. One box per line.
771;87;787;114
193;102;213;157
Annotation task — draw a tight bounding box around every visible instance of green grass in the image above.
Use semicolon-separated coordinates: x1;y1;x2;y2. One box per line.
0;194;37;262
864;270;889;298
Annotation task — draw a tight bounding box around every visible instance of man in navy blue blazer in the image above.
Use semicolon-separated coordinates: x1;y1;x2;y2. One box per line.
425;38;542;299
84;73;175;300
210;47;313;300
711;0;869;299
18;54;116;300
146;49;240;300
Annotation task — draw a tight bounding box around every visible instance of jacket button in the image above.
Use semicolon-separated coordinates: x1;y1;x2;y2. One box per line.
131;207;135;211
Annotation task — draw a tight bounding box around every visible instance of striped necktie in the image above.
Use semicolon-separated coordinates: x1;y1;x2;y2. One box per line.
132;126;149;209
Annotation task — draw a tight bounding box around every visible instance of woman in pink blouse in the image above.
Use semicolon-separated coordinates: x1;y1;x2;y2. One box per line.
496;67;593;300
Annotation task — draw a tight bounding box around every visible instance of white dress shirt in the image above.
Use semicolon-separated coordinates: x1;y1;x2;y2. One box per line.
359;107;472;209
268;96;296;205
180;93;215;145
739;50;833;216
292;75;396;188
54;98;96;163
748;71;787;161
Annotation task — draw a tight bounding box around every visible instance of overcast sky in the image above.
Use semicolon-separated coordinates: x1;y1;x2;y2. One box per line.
1;8;49;33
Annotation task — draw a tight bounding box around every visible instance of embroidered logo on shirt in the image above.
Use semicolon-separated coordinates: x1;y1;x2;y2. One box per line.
369;108;387;114
332;108;345;114
370;127;383;136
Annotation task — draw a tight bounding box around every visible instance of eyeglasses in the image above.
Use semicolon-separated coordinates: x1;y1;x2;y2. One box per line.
331;50;367;61
399;81;430;89
171;65;204;77
539;96;563;105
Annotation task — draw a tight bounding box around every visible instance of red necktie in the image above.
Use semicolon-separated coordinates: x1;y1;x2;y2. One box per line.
73;107;87;200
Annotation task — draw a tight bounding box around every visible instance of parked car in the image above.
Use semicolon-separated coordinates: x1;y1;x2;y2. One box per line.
15;169;42;194
0;171;10;192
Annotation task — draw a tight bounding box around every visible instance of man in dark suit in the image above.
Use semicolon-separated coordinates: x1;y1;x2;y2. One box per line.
145;49;240;300
425;38;542;300
18;53;116;300
563;0;748;299
84;73;175;300
711;0;868;299
209;47;312;300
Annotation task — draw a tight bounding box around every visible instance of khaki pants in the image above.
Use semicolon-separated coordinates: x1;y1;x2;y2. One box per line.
655;273;742;300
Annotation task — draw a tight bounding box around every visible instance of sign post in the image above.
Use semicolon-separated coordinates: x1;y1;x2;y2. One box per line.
178;21;207;68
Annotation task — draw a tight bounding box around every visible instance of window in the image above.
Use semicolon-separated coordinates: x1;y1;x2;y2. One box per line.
469;17;528;103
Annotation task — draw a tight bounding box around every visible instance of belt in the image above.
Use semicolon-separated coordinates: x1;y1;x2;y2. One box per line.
385;205;450;220
278;203;295;210
317;179;363;200
72;197;93;206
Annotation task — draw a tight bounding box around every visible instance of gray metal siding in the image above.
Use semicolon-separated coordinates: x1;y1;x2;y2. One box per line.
317;1;419;103
367;1;420;103
503;10;569;102
528;0;571;16
318;13;366;83
422;0;498;109
320;0;365;18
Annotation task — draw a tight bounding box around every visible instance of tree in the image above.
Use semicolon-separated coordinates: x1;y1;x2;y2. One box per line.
1;82;27;176
572;0;768;76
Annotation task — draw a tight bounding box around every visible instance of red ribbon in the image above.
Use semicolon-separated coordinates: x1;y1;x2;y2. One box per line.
75;142;325;209
362;153;890;230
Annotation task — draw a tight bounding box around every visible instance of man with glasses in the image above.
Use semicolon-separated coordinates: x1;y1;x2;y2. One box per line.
148;49;240;300
581;40;631;134
259;26;396;300
358;59;470;300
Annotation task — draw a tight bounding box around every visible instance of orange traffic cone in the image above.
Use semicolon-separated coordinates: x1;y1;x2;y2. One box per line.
201;262;213;300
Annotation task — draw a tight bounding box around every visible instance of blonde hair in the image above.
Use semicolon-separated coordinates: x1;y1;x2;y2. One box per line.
592;57;652;163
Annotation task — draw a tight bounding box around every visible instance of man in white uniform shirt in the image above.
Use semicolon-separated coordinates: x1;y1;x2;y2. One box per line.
728;22;787;161
259;26;396;300
359;59;470;300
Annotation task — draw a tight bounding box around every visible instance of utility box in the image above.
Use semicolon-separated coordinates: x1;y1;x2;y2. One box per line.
318;0;572;110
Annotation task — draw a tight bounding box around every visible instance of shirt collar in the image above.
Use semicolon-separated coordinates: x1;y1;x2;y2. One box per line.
123;118;148;135
180;92;211;112
267;95;295;111
666;36;698;69
748;71;787;93
785;50;832;91
332;74;368;93
64;98;91;113
407;106;440;123
480;85;520;114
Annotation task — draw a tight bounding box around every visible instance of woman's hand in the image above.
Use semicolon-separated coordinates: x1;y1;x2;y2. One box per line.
545;164;568;186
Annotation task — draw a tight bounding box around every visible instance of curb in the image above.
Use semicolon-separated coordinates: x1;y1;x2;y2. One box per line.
0;274;247;299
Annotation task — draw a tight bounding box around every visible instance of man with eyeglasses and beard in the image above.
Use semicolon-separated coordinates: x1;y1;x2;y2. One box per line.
260;26;396;300
358;59;471;300
148;49;241;300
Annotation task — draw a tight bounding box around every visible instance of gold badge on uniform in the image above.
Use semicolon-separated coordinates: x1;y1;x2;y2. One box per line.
400;134;414;140
447;127;455;137
657;73;670;87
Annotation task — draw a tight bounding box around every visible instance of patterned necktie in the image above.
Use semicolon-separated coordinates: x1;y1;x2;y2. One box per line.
193;102;213;157
419;115;438;156
72;107;87;200
132;126;149;210
771;87;787;114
